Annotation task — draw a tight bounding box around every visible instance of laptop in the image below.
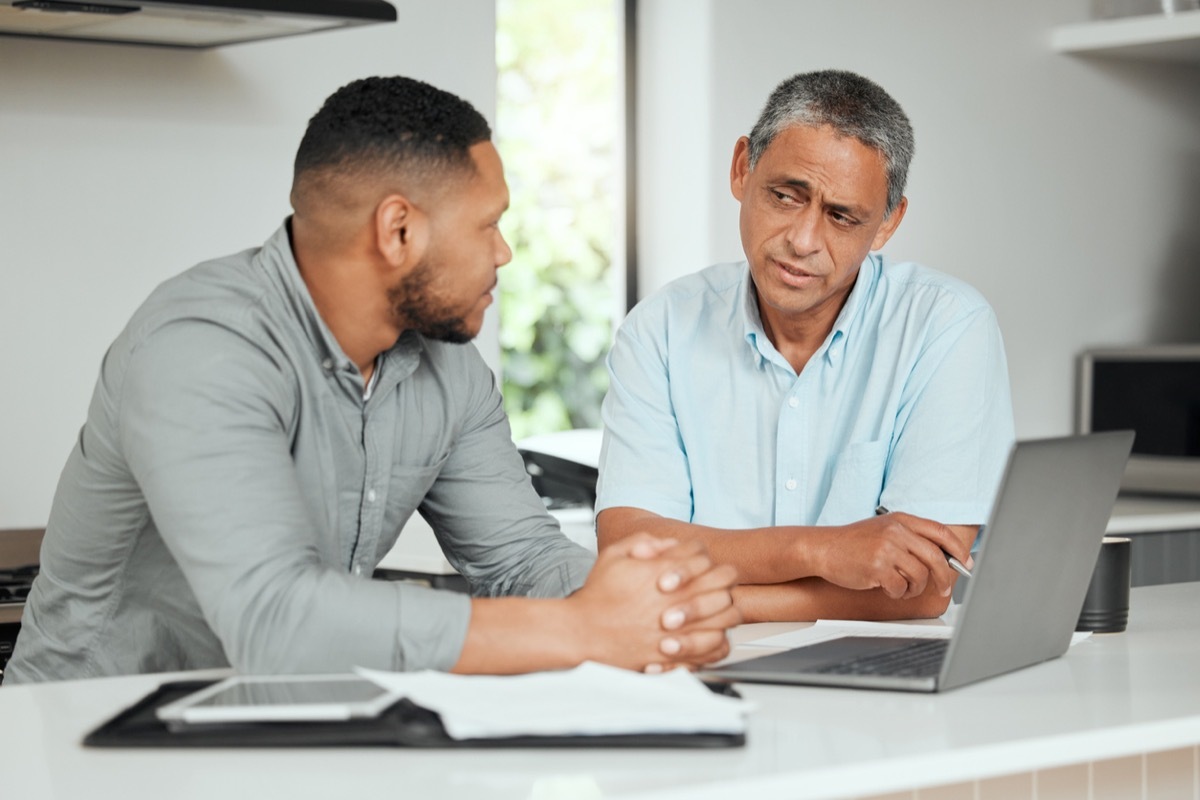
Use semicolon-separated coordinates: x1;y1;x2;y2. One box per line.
704;431;1135;693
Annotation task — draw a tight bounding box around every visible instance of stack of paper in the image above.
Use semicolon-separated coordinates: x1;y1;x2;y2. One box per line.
357;662;752;740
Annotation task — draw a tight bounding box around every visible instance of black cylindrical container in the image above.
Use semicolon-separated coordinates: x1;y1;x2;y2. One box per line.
1076;536;1132;633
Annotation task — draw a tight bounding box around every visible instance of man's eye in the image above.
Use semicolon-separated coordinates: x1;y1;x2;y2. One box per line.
771;190;796;204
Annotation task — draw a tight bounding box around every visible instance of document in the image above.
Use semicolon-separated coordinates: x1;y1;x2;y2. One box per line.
742;618;1092;650
357;661;753;740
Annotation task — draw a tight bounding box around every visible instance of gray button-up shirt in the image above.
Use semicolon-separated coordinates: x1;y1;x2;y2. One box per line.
7;223;594;683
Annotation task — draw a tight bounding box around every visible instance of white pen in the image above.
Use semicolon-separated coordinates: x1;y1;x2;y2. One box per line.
875;505;972;579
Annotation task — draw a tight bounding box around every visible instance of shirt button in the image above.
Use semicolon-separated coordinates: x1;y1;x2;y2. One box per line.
366;489;377;503
788;397;799;408
322;358;334;371
353;564;364;577
785;478;797;491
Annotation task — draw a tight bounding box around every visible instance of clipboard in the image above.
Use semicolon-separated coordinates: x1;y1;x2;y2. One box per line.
83;679;746;749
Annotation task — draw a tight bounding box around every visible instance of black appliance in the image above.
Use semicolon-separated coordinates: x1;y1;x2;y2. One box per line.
0;529;45;680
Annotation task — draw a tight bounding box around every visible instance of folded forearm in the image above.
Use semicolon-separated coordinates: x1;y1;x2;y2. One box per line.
597;508;816;584
732;579;953;624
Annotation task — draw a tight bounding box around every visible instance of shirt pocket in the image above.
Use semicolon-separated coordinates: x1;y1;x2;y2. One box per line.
816;439;889;526
379;454;451;554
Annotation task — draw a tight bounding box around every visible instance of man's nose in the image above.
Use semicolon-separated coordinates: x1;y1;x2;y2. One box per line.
495;229;513;268
785;206;822;258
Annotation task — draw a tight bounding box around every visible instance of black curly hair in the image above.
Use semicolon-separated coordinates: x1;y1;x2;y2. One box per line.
293;76;492;187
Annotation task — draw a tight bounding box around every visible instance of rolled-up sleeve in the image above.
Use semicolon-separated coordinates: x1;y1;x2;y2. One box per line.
417;349;595;599
120;320;472;673
595;307;696;522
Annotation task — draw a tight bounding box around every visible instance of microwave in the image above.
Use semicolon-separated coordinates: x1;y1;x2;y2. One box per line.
1076;345;1200;496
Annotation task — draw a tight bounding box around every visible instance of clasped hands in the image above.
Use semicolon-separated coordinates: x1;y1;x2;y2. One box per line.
571;535;741;674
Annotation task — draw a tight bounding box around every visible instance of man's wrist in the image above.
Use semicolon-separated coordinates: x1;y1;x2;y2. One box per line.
459;597;590;674
557;593;600;665
785;525;827;580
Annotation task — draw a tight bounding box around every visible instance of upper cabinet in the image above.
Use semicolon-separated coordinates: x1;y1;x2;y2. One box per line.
0;1;397;49
1051;8;1200;63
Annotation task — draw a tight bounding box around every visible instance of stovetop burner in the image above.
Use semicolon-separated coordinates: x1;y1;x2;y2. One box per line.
0;565;37;604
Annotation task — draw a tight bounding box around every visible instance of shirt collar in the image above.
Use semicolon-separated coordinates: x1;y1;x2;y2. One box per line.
824;256;877;366
255;220;425;395
740;271;777;371
255;221;345;368
739;255;878;371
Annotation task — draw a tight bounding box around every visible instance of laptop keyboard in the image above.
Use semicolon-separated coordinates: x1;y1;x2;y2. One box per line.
813;638;950;678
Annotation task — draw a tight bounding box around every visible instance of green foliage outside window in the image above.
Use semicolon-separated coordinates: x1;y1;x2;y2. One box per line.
496;0;617;440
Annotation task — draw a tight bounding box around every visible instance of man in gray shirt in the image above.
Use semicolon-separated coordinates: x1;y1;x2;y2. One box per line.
6;76;738;683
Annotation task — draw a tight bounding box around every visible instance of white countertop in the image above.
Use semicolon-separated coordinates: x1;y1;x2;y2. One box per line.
1107;494;1200;534
2;582;1199;800
377;505;597;576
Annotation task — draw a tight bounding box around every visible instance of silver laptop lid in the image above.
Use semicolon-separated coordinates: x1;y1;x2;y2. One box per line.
939;431;1134;690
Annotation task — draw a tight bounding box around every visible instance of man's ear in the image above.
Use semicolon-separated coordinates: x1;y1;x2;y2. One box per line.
729;136;752;203
375;194;429;270
870;196;907;251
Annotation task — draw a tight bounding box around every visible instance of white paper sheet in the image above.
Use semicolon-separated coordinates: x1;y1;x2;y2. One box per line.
356;661;753;740
742;618;1091;650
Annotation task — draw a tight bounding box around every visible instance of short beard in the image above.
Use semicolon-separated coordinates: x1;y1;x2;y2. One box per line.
387;257;473;344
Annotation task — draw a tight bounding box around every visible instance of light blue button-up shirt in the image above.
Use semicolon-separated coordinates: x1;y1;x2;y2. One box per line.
596;256;1015;530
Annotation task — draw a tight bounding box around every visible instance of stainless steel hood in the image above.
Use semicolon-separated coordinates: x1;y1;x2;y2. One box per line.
0;0;397;48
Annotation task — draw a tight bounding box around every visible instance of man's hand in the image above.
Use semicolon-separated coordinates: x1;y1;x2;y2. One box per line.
568;535;740;672
806;511;972;600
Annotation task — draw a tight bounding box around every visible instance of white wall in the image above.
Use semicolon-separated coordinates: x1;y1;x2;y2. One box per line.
635;0;714;293
6;1;1200;527
0;2;499;527
638;0;1200;440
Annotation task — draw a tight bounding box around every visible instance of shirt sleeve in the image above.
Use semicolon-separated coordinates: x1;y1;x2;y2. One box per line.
416;347;596;598
119;320;472;674
880;304;1016;526
594;307;696;521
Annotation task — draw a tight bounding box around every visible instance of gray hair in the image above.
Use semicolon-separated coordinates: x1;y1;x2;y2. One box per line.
747;70;914;216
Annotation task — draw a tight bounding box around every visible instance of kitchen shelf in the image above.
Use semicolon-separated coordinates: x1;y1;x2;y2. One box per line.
1051;8;1200;63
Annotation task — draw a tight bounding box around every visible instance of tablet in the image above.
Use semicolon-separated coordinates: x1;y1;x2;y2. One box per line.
154;674;400;725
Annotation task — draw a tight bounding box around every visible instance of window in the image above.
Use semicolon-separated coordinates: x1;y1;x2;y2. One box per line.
495;0;626;439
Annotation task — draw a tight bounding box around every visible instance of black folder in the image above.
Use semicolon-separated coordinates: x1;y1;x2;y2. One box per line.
83;679;745;749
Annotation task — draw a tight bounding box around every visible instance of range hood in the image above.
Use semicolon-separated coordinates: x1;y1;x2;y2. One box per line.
0;0;397;48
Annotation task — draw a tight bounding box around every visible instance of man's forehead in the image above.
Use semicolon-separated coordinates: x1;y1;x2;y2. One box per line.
468;140;504;178
757;124;887;205
427;141;506;225
468;140;508;188
761;124;881;165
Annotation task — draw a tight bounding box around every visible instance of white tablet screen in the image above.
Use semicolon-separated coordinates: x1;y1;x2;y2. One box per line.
155;674;398;724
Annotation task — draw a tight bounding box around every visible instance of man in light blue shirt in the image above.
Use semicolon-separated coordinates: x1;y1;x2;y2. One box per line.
596;70;1014;623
